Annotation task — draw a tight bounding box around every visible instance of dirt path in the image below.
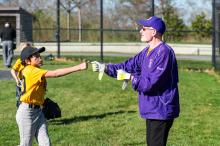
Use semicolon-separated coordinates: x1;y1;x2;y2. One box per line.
0;70;13;80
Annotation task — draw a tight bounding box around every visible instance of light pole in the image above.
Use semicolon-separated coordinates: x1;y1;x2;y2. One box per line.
212;0;216;68
56;0;60;58
100;0;103;62
152;0;154;16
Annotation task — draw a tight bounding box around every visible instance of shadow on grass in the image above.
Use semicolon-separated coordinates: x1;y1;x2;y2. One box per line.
49;110;136;125
123;141;146;146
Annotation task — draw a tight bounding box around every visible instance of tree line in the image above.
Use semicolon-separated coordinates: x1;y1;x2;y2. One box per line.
1;0;212;43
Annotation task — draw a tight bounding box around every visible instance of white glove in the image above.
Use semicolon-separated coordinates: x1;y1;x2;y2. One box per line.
91;61;105;80
117;69;131;80
117;69;131;90
122;80;128;90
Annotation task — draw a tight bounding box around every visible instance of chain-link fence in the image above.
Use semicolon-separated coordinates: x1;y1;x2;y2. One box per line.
30;28;212;44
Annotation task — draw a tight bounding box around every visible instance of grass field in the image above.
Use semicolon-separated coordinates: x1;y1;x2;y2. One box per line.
1;56;220;146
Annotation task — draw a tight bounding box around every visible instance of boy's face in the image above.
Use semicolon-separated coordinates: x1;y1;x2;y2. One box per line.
29;52;43;67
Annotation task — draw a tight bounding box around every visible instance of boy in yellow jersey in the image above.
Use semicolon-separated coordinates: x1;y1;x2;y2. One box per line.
11;43;32;107
16;46;87;146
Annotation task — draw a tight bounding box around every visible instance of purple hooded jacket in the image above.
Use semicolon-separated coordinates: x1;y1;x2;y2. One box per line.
105;42;180;120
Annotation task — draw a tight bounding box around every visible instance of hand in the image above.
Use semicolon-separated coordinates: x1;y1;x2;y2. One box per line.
117;69;131;80
91;61;105;80
15;78;22;87
91;61;105;72
79;62;88;70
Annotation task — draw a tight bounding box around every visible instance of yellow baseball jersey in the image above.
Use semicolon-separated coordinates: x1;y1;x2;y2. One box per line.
12;58;25;79
20;65;48;105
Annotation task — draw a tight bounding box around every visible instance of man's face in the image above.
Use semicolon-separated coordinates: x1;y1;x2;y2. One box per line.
139;26;156;42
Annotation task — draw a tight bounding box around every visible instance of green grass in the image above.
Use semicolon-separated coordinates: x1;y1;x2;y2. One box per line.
0;57;220;146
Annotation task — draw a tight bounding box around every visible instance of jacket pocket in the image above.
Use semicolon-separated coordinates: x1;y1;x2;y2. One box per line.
159;92;174;105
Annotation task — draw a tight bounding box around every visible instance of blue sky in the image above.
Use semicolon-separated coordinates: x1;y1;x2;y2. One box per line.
172;0;212;24
105;0;212;25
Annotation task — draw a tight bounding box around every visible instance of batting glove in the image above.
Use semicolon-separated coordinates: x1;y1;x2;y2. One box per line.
117;69;131;80
91;61;106;80
117;69;131;90
122;80;129;90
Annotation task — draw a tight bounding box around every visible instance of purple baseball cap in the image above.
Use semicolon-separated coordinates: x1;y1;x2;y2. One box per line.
137;16;166;35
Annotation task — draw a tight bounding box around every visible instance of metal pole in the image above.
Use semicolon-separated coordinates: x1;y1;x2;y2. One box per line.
100;0;103;62
152;0;154;16
57;0;61;58
212;0;216;68
78;0;82;42
67;1;71;41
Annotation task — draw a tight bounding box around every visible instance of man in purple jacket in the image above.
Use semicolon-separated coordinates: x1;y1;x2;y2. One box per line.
92;16;179;146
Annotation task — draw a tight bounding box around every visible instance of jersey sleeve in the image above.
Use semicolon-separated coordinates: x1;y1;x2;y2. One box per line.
31;68;48;84
12;59;22;71
105;49;145;78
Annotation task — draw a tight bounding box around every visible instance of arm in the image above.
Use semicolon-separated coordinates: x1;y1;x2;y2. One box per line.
91;48;147;81
105;50;145;78
44;62;87;78
13;28;16;39
11;69;20;86
0;28;2;39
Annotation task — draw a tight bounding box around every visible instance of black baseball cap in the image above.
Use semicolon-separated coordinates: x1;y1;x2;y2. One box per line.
21;46;45;62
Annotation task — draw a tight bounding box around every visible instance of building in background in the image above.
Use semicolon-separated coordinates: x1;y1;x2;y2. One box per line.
0;7;33;46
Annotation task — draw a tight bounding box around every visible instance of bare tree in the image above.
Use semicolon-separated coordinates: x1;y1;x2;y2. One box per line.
60;0;95;41
105;0;152;29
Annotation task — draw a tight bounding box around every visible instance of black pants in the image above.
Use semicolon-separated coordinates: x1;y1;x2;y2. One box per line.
16;85;22;107
146;119;174;146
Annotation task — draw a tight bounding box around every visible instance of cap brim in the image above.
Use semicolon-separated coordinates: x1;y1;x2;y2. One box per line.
38;47;45;53
33;47;45;54
137;20;150;27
